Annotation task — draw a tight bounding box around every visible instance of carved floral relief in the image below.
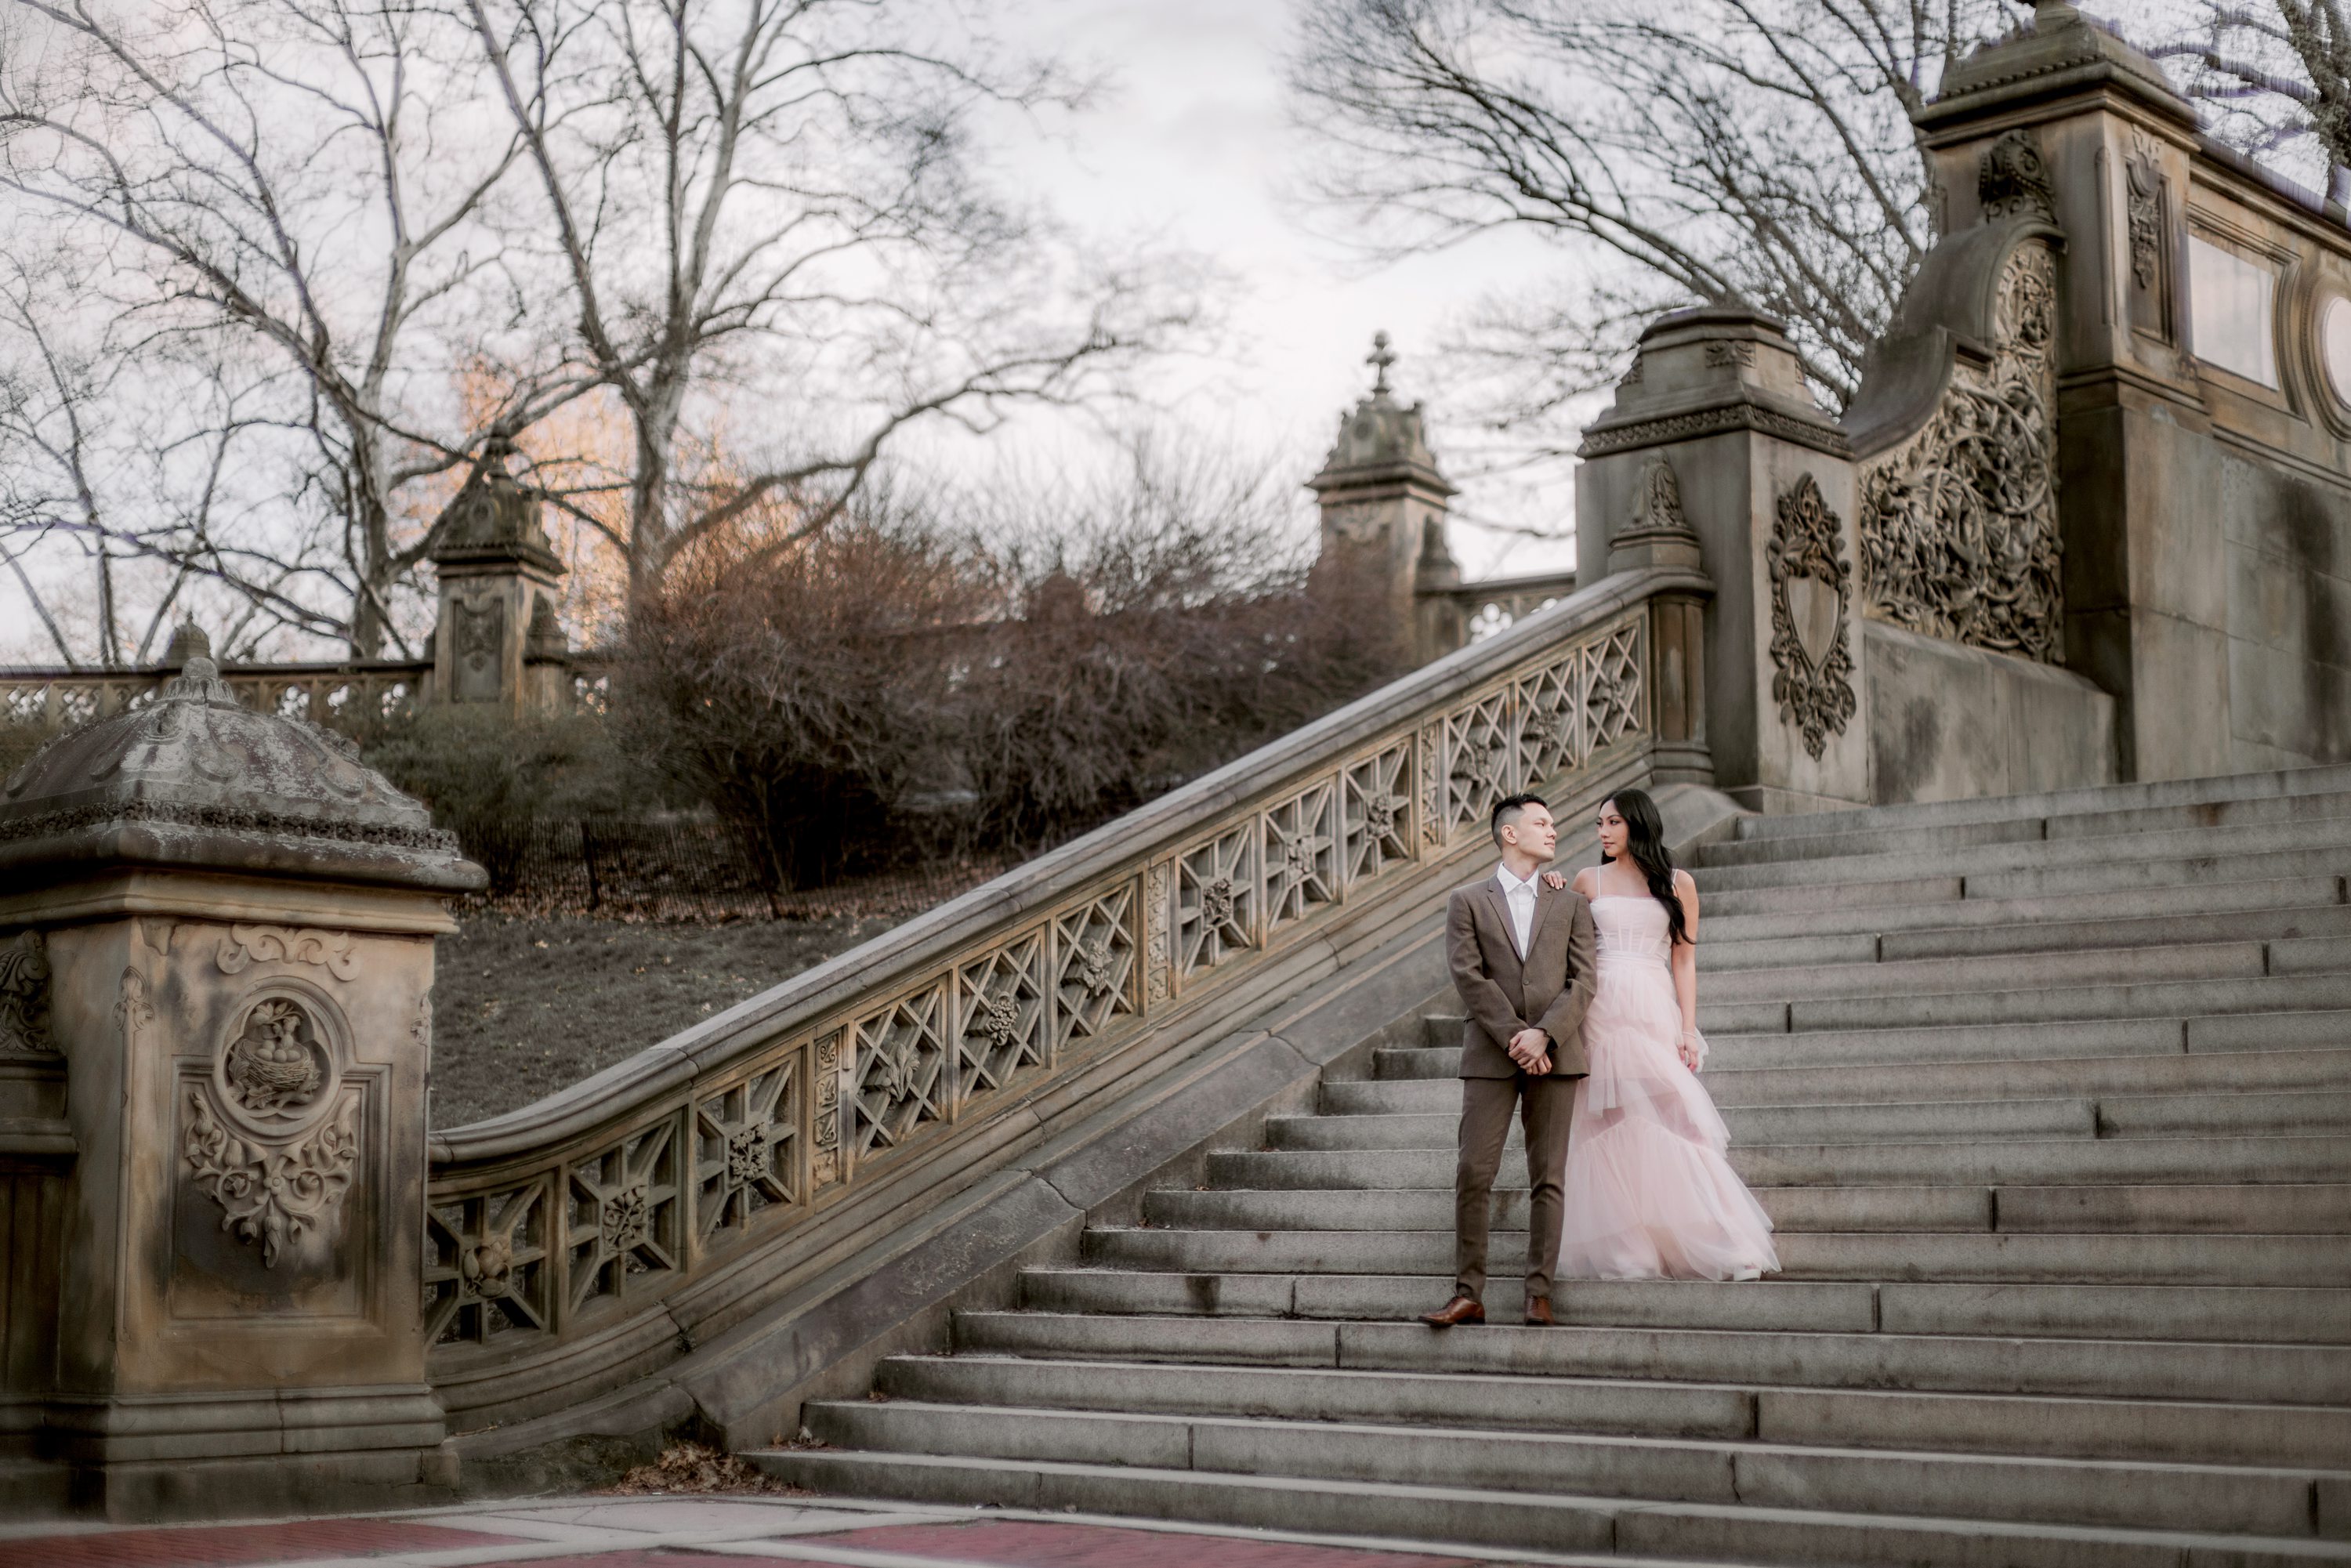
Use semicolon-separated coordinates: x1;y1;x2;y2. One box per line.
1766;474;1860;761
183;989;364;1269
217;924;359;980
0;929;53;1053
1857;242;2063;663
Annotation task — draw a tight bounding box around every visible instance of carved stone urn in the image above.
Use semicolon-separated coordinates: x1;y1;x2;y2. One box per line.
0;658;484;1518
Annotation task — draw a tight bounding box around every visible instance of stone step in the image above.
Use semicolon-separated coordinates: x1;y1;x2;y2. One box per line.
871;1353;2351;1468
1018;1269;2351;1345
1700;939;2266;1004
1696;788;2351;869
800;1397;2343;1541
1709;972;2351;1036
1724;762;2351;843
1142;1182;2351;1237
1699;874;2348;947
1331;1047;2351;1113
1691;817;2351;896
1384;1012;2351;1077
1205;1134;2351;1189
955;1310;2351;1404
751;1446;2351;1568
1700;845;2351;916
1271;1092;2351;1149
1081;1227;2350;1287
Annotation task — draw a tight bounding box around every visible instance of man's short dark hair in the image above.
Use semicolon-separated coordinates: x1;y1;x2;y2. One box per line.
1491;792;1548;847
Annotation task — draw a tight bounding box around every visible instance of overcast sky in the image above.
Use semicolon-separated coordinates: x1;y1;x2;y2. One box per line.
961;0;1584;581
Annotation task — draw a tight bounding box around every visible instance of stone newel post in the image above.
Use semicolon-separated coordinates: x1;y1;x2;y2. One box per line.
1308;333;1465;665
0;659;483;1517
1582;307;1871;813
429;437;571;714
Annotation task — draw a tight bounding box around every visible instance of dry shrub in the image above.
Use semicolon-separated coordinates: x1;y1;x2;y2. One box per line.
618;501;987;891
619;440;1407;882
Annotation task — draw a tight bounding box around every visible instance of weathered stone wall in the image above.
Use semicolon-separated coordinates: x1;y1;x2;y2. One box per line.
2222;452;2351;769
1864;620;2117;803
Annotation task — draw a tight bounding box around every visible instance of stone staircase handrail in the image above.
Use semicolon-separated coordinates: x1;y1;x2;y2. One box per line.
420;562;1704;1374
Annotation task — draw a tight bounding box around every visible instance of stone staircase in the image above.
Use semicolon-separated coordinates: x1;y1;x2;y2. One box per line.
753;767;2351;1566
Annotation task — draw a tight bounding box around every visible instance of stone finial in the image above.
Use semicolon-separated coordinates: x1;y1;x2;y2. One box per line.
428;436;562;574
161;619;212;666
1308;334;1453;493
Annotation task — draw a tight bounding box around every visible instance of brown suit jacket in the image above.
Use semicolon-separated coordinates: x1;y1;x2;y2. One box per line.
1447;871;1598;1079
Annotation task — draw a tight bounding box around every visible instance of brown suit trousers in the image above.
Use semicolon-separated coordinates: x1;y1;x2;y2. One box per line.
1445;874;1597;1304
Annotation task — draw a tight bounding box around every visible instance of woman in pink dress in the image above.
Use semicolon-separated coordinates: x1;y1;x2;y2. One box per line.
1556;787;1778;1280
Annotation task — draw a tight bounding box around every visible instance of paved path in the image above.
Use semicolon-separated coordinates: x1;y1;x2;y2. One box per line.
0;1496;1614;1568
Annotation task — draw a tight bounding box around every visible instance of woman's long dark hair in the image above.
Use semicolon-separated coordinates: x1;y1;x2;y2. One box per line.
1599;788;1689;945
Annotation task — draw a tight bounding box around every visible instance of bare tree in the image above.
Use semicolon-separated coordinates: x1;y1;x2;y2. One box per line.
0;0;591;656
2152;2;2351;197
1288;0;2020;446
462;0;1201;597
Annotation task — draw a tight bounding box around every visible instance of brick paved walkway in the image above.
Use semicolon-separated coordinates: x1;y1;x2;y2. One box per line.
0;1495;1614;1568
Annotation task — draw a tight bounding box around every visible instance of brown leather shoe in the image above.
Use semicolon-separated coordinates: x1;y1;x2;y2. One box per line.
1418;1295;1486;1327
1523;1296;1556;1327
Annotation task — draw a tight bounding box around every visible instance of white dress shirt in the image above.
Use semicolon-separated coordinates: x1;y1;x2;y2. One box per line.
1494;865;1540;958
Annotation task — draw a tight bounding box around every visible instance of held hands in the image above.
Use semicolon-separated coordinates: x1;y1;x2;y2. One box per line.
1507;1026;1552;1075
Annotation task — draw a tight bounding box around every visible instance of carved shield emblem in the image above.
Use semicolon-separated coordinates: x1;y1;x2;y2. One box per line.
1766;474;1859;761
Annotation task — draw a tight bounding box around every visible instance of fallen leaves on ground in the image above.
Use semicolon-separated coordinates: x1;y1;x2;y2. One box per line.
603;1441;813;1497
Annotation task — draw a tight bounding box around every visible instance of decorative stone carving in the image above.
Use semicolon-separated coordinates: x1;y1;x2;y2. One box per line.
224;999;328;1115
812;1032;842;1185
218;925;360;980
1074;940;1115;998
451;596;505;704
1857;242;2063;662
0;929;53;1053
1143;860;1173;1004
115;967;153;1049
1766;474;1860;761
1052;885;1137;1050
1704;339;1757;368
1578;400;1851;461
600;1184;650;1253
183;1088;361;1268
1416;723;1442;846
426;1181;549;1344
851;987;949;1156
2126;146;2164;288
1978;129;2057;223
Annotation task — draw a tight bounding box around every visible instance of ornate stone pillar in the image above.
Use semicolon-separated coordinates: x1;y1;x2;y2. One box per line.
428;438;571;714
1307;334;1465;664
0;658;483;1518
1582;307;1870;813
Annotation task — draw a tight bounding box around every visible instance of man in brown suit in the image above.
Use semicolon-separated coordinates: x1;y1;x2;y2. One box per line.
1420;791;1598;1328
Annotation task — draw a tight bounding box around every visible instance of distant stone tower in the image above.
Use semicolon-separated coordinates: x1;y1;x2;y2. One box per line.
1307;333;1463;664
427;439;571;713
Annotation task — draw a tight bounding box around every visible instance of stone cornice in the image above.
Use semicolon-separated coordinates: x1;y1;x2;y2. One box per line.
1578;399;1851;461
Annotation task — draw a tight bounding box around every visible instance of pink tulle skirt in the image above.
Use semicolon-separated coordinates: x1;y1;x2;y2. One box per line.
1557;951;1780;1280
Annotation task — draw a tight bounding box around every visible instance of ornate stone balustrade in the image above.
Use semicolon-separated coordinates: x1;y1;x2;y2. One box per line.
1436;570;1582;645
0;661;435;734
423;565;1702;1415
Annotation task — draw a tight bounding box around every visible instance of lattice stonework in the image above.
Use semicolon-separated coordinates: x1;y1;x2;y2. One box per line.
694;1057;799;1249
849;984;951;1161
566;1121;682;1315
1583;619;1645;755
1052;883;1139;1052
1342;742;1414;887
1513;653;1586;786
1417;724;1442;846
1443;690;1514;836
1262;780;1340;935
955;932;1049;1109
423;1179;550;1349
1176;824;1258;976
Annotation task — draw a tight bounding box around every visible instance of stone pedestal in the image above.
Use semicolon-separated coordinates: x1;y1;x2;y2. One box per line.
1583;308;1870;813
1308;334;1465;666
429;438;571;715
0;659;483;1518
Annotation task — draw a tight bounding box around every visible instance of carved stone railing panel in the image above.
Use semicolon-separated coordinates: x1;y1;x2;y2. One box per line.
849;983;951;1163
1857;239;2063;662
1176;823;1259;978
424;1178;551;1349
1051;883;1139;1055
1341;742;1413;887
425;576;1690;1383
565;1118;683;1316
693;1058;800;1249
954;930;1050;1106
0;661;440;739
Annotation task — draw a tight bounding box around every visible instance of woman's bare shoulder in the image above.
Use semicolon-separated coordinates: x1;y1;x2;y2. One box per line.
1672;867;1697;893
1570;865;1599;896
